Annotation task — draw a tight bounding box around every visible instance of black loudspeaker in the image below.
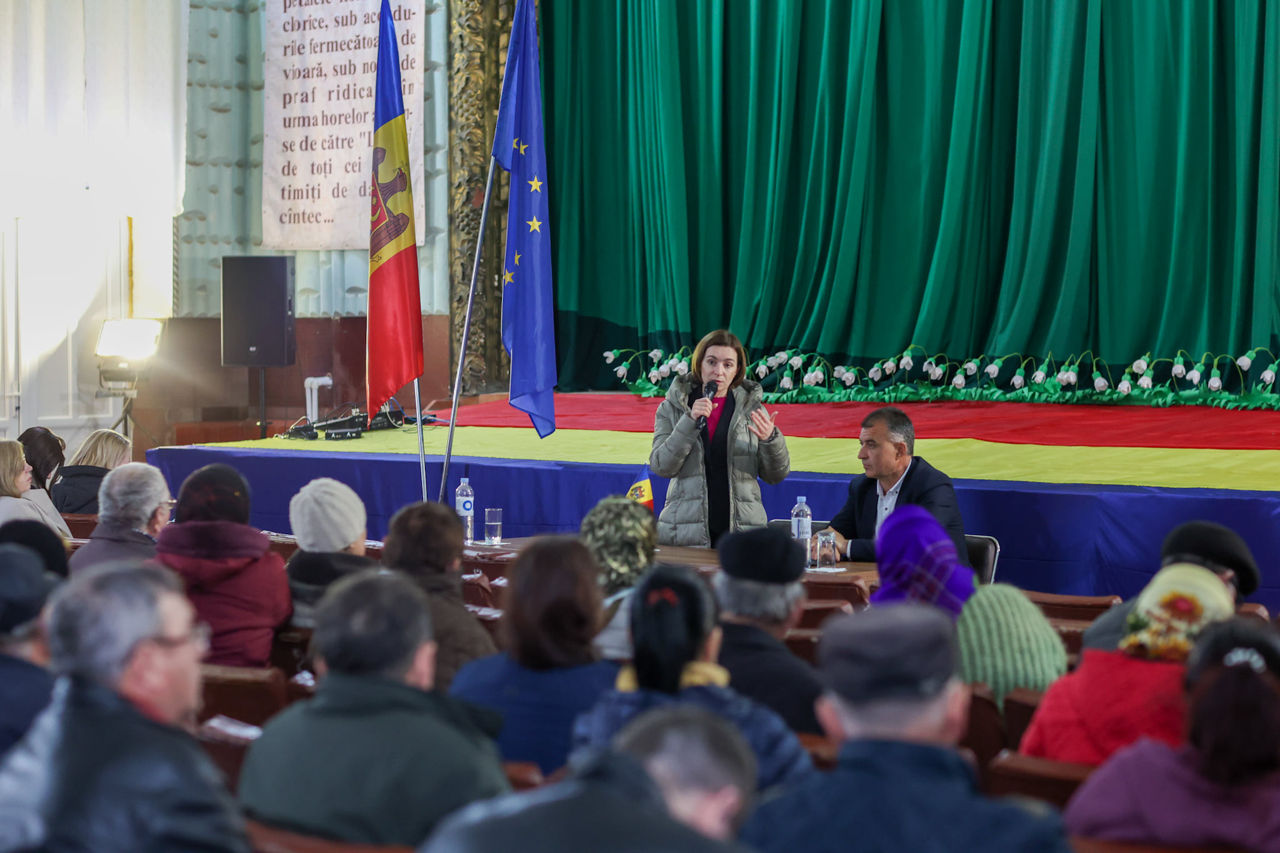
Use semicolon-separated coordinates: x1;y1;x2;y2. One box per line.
221;256;296;367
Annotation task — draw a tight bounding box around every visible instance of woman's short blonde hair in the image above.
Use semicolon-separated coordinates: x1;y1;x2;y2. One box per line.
68;430;132;470
691;329;748;390
0;441;27;499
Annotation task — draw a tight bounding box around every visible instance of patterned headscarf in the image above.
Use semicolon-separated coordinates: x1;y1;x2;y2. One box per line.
579;496;656;596
871;505;975;619
1121;563;1234;662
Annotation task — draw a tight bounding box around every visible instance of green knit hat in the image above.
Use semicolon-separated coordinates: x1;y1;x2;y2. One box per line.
956;583;1067;708
580;496;656;596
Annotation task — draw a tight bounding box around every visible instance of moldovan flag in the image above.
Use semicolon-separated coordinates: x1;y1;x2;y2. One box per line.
626;464;655;511
366;0;423;425
492;0;557;437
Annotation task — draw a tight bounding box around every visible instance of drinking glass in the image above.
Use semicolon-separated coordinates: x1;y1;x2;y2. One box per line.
485;508;503;544
816;529;839;570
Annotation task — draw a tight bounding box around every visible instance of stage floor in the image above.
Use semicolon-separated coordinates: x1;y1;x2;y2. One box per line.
146;395;1280;609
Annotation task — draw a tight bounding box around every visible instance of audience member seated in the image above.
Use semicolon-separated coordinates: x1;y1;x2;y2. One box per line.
0;520;70;578
0;544;58;755
0;440;70;536
741;605;1071;853
154;464;290;667
452;536;618;774
957;582;1067;709
580;495;656;661
870;505;975;618
16;427;72;538
284;478;378;628
1021;563;1233;765
1065;618;1280;850
239;569;508;847
382;501;496;691
713;526;824;734
0;563;249;852
68;463;171;574
1083;520;1259;651
423;706;757;852
819;406;968;564
51;429;131;514
573;564;811;791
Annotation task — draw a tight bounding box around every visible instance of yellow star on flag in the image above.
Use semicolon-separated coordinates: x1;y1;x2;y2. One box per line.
503;269;514;284
518;141;528;155
512;137;520;150
527;216;542;232
514;251;522;266
528;176;543;192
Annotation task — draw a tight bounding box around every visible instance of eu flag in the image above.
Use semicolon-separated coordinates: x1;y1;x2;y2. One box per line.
492;0;556;437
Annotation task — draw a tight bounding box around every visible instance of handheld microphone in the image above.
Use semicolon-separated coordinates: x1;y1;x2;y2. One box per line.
697;380;718;430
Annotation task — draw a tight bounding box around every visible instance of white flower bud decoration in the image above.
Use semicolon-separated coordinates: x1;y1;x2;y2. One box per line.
812;370;825;384
775;351;788;361
984;363;1000;378
964;360;978;376
649;349;663;362
1208;375;1223;391
1132;358;1149;374
674;361;689;375
658;364;671;378
1118;378;1132;395
1093;376;1108;392
648;370;660;383
789;356;803;369
883;360;896;375
1055;371;1068;385
930;366;944;381
1032;370;1046;384
1065;370;1078;385
614;366;627;379
899;356;914;371
802;372;815;386
755;365;768;378
1138;374;1153;389
833;365;846;379
1238;354;1253;370
869;366;883;381
1187;368;1202;385
604;351;616;364
842;373;857;387
951;374;966;389
1011;374;1025;389
779;376;793;390
1171;362;1186;378
1264;369;1277;384
923;359;935;373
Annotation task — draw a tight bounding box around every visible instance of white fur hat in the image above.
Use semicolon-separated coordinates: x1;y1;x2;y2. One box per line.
289;478;366;553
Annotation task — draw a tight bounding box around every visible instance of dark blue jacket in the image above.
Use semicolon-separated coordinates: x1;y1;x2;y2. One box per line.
742;739;1070;853
572;683;813;791
451;653;618;775
828;456;968;563
717;622;823;734
0;653;53;756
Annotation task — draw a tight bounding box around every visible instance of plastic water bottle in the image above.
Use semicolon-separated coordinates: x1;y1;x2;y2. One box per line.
791;496;812;565
455;478;475;545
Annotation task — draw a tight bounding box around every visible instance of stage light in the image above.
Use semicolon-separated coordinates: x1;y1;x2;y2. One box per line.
96;319;163;384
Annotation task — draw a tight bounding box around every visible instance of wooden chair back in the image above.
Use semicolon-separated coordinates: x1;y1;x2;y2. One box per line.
783;628;822;665
959;684;1006;774
1050;618;1092;655
461;571;496;608
801;577;871;609
245;819;413;853
1022;590;1122;622
1001;687;1043;751
798;598;854;628
60;513;98;539
200;664;289;727
984;749;1092;809
270;627;314;678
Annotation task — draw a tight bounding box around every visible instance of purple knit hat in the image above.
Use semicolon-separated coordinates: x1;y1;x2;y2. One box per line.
870;505;975;619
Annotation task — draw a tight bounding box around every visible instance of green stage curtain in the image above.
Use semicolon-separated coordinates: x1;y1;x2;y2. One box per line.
542;0;1280;390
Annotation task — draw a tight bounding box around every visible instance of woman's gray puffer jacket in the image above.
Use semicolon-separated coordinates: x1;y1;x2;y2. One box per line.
649;374;790;546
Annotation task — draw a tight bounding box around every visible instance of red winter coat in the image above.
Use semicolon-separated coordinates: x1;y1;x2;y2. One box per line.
1020;649;1186;766
155;520;291;667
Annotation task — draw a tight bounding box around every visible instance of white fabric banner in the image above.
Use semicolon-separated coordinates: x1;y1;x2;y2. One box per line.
263;0;425;250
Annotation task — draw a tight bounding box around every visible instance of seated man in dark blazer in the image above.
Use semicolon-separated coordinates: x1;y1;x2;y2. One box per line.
820;407;967;564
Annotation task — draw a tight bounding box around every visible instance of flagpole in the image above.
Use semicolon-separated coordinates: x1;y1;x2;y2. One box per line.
412;377;427;500
438;155;498;503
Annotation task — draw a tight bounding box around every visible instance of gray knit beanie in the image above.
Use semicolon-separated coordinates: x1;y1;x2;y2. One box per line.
956;583;1067;708
289;478;366;553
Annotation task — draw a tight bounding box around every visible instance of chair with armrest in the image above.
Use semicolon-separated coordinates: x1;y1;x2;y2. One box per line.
200;664;289;727
964;534;1000;584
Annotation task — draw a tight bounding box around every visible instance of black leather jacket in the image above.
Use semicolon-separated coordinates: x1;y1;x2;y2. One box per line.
421;750;749;853
0;677;249;853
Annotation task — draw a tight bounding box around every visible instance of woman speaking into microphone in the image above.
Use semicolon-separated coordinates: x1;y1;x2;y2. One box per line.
650;329;790;547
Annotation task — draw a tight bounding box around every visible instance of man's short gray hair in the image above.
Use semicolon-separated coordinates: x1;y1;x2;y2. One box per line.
861;406;915;455
98;463;171;530
46;563;183;685
712;573;804;626
824;680;959;740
